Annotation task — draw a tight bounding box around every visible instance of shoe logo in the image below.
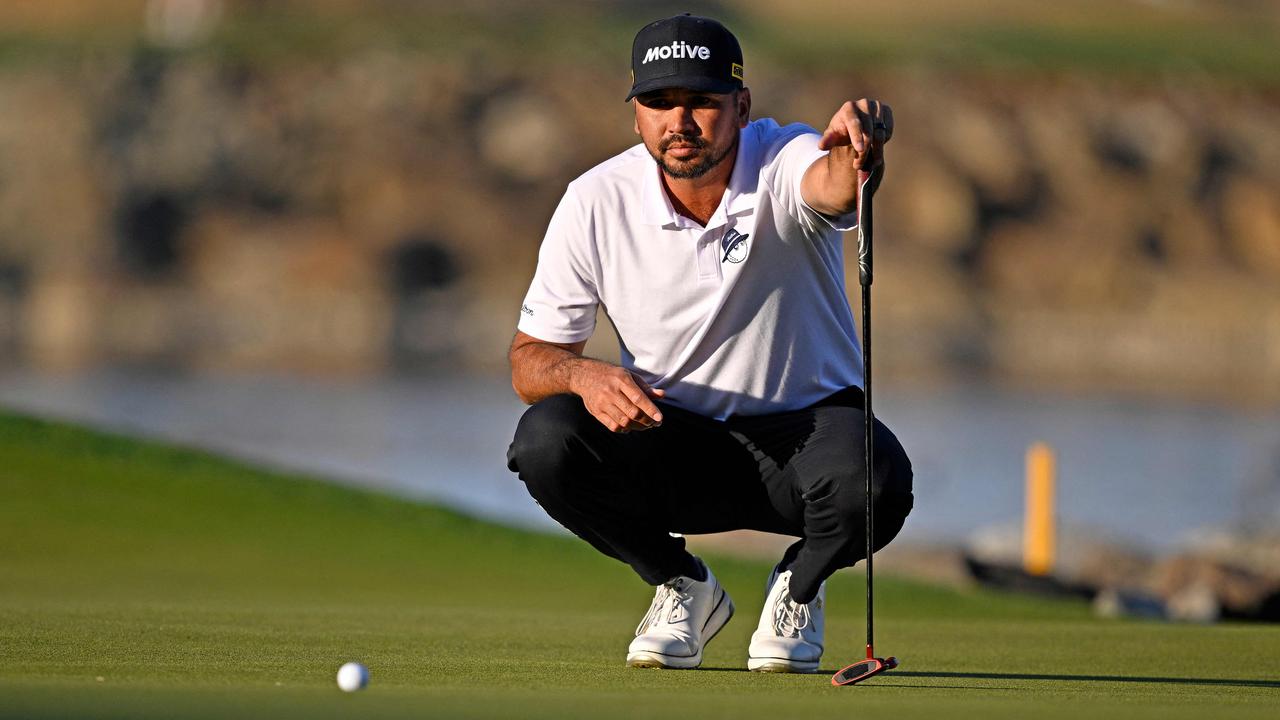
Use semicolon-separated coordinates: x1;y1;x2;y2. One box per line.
721;228;749;263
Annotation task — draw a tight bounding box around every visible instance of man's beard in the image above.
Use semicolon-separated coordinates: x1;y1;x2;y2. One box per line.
651;133;737;179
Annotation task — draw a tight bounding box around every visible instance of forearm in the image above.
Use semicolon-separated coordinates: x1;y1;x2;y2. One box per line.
509;339;606;405
806;148;862;216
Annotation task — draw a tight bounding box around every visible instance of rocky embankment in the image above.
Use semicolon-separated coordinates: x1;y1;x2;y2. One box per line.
964;524;1280;622
0;50;1277;400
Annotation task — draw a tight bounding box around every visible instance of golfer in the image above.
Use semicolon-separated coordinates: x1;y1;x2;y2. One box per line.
506;13;913;672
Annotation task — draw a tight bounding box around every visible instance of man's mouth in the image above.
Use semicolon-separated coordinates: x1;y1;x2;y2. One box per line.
659;135;707;158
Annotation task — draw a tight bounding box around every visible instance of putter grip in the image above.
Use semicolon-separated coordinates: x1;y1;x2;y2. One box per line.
857;167;882;288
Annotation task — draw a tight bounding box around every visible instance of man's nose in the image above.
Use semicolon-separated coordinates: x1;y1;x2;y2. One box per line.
665;105;699;135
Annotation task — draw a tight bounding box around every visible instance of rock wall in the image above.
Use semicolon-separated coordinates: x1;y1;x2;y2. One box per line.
0;48;1277;401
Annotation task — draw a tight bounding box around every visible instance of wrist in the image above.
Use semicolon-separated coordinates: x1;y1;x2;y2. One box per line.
561;356;596;396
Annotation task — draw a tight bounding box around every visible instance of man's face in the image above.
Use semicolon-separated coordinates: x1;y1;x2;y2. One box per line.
634;87;751;180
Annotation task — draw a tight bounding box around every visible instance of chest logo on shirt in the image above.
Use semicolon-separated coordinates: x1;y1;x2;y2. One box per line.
721;228;750;264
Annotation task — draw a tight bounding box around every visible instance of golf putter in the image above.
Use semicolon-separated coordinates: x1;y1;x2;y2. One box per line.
831;163;898;687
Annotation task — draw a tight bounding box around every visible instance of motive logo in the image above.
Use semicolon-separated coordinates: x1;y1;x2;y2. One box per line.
721;228;749;263
642;42;711;64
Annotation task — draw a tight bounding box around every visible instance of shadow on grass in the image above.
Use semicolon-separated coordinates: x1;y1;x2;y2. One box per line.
892;671;1280;690
627;666;1269;686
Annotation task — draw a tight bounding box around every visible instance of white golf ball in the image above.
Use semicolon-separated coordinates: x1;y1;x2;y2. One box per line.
336;662;369;692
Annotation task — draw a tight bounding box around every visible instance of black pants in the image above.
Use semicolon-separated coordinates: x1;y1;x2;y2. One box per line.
506;390;914;604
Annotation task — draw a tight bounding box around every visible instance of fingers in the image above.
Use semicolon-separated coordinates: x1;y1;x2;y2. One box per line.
868;100;885;146
868;101;891;165
619;383;664;428
818;117;850;151
846;116;866;154
600;401;658;433
582;368;667;433
819;101;865;153
857;99;893;170
856;98;877;141
820;99;894;166
589;401;649;434
848;113;872;170
630;373;667;401
855;98;893;137
818;101;860;151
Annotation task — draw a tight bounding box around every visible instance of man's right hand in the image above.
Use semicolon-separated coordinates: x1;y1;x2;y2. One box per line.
569;361;666;433
509;330;666;434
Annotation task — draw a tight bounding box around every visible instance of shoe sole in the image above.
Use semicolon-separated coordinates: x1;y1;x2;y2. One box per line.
747;655;819;671
626;590;735;670
747;657;821;673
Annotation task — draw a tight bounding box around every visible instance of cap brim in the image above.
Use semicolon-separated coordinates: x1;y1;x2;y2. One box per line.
625;75;740;102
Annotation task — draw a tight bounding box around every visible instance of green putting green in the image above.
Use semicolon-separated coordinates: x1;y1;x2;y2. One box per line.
1;410;1277;719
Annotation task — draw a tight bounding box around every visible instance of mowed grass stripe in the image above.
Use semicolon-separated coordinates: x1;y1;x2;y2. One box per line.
1;410;1277;718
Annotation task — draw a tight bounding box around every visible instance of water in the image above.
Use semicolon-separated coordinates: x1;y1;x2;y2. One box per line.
2;368;1277;551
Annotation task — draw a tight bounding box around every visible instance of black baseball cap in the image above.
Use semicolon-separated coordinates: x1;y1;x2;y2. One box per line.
625;14;744;102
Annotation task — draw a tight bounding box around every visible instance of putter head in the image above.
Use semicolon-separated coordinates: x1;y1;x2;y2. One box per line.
830;656;898;686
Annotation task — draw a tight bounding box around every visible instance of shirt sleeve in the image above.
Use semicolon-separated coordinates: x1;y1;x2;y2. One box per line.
767;126;860;234
517;185;600;344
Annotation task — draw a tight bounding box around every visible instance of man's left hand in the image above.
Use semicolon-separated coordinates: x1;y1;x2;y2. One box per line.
818;98;893;172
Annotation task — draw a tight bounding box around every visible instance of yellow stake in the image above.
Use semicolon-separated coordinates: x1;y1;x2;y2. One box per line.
1024;442;1056;576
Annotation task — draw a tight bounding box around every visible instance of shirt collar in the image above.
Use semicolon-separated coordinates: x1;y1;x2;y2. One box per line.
641;124;759;230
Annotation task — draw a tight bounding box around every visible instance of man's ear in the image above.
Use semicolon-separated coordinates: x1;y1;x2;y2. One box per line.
633;103;641;136
737;88;752;127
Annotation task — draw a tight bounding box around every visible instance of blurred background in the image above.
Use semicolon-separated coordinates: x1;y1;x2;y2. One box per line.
1;0;1278;611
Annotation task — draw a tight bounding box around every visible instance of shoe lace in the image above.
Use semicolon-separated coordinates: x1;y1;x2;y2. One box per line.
772;587;811;638
635;579;693;636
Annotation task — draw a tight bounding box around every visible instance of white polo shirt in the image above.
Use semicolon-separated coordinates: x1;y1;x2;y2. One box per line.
518;118;863;420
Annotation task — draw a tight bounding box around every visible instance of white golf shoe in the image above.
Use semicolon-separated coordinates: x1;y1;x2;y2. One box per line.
747;566;825;673
627;558;734;669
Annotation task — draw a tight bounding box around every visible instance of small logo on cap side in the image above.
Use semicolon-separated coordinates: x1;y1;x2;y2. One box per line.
731;63;744;81
642;42;712;64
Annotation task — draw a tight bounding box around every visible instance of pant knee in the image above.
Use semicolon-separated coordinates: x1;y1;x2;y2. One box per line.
803;470;865;537
870;422;914;550
871;488;913;552
507;394;593;495
819;471;857;511
813;461;913;554
873;419;914;496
